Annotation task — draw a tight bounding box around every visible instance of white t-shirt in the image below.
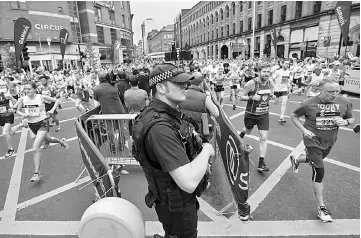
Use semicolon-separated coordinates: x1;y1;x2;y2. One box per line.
273;69;291;92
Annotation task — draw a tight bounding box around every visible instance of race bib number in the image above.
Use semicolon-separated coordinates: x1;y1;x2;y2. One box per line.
42;90;50;96
256;106;269;113
316;111;340;130
24;107;40;117
0;106;7;113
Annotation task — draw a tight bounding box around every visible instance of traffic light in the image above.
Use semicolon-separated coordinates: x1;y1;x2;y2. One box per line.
343;36;354;46
22;43;30;61
80;51;86;59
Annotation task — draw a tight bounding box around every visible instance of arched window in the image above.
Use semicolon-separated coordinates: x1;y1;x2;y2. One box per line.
232;2;236;15
215;12;218;22
211;14;214;24
277;35;285;42
220;8;223;21
226;6;229;18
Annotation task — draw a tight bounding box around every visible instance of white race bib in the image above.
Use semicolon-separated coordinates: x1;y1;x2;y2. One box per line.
24;107;40;117
0;106;7;113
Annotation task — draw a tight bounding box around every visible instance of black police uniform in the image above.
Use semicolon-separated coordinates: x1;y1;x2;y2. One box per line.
132;98;208;238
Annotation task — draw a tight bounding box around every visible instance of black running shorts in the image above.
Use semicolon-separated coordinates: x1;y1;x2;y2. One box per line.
305;146;333;168
0;114;15;126
274;91;288;98
28;119;50;135
244;113;269;131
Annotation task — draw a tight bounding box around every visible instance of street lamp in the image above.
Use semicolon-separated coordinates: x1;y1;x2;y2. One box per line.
35;33;42;52
142;18;153;56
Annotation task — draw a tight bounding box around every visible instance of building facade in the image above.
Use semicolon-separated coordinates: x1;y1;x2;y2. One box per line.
0;1;133;73
176;1;360;60
148;24;174;54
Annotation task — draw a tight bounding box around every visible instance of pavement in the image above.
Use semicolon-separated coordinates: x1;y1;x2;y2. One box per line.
0;90;359;238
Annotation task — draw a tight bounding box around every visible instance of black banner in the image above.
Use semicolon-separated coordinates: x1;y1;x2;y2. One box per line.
14;18;31;65
335;1;352;46
75;119;114;198
203;80;250;216
270;27;278;54
59;28;69;61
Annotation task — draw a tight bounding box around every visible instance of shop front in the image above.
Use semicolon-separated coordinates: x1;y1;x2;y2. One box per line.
289;24;319;60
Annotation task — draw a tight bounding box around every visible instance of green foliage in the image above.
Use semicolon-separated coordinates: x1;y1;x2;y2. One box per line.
1;43;17;70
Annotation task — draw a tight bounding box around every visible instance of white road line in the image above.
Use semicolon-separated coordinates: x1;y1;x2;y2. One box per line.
197;197;229;224
246;142;306;214
68;97;77;103
324;158;360;172
229;111;245;120
0;176;90;219
1;128;28;223
0;136;78;161
0;220;359;236
223;104;355;132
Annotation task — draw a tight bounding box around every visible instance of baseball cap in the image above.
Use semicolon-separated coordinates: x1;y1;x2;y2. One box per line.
149;63;194;88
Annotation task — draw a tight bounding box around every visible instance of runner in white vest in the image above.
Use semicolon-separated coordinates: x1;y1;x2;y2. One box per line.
16;81;69;183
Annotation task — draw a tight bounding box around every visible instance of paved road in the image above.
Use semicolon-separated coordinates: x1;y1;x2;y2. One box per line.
0;90;359;238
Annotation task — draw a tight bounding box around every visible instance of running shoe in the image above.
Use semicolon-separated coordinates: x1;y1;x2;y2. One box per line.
279;118;286;124
60;138;69;149
318;206;333;222
289;155;299;173
55;126;61;132
120;169;129;175
233;105;236;110
30;172;42;182
5;149;15;158
58;104;62;109
49;122;56;127
43;142;50;149
257;160;270;172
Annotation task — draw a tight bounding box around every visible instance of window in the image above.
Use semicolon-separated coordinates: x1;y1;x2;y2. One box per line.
216;29;218;39
257;14;262;29
96;26;104;44
240;20;243;33
248;17;252;31
9;1;26;9
314;1;321;14
221;27;223;37
211;14;213;24
268;10;273;25
110;28;117;43
248;1;252;9
216;12;218;22
240;1;243;12
68;1;77;17
109;10;115;25
295;1;302;19
220;9;223;20
226;6;229;18
212;30;214;40
281;5;286;22
120;1;124;9
232;3;236;15
58;7;63;13
256;37;260;50
95;7;102;22
122;15;126;27
71;22;81;42
233;22;236;35
226;25;229;36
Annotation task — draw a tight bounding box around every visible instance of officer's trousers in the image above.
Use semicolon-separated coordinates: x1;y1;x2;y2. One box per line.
155;197;199;238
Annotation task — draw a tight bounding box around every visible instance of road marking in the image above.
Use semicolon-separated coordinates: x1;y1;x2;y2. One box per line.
239;132;360;173
0;136;78;161
245;142;306;214
0;220;359;236
197;197;229;223
229;111;245;120
1;128;28;223
223;104;355;132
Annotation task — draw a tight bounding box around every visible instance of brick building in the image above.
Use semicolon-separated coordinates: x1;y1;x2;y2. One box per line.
0;1;133;73
147;24;174;54
175;1;360;60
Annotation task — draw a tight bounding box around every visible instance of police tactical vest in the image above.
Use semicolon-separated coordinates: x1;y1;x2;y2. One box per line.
132;101;207;206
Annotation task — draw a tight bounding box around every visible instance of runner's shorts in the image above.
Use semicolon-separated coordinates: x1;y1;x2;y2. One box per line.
45;102;58;115
0;114;15;126
231;85;238;89
244;112;269;130
274;91;288;98
67;85;75;92
305;146;333;168
28;119;50;135
338;80;345;86
214;85;224;92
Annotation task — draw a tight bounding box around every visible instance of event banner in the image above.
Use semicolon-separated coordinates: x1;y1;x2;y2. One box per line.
203;80;251;216
14;17;31;64
59;28;69;61
270;27;278;53
335;1;352;46
75;118;114;198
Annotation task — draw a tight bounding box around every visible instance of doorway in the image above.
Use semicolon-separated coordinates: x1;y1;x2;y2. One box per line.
221;45;228;59
277;45;285;58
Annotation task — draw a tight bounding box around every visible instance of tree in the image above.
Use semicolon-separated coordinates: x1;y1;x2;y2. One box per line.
83;37;98;70
1;43;17;70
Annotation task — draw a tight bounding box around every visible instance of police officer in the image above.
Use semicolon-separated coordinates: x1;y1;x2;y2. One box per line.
132;63;215;238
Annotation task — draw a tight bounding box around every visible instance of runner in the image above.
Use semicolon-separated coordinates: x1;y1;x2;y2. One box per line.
228;66;241;110
290;77;355;222
16;81;69;182
74;74;92;113
271;60;292;124
238;64;275;172
305;66;324;98
214;67;225;107
39;75;60;131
